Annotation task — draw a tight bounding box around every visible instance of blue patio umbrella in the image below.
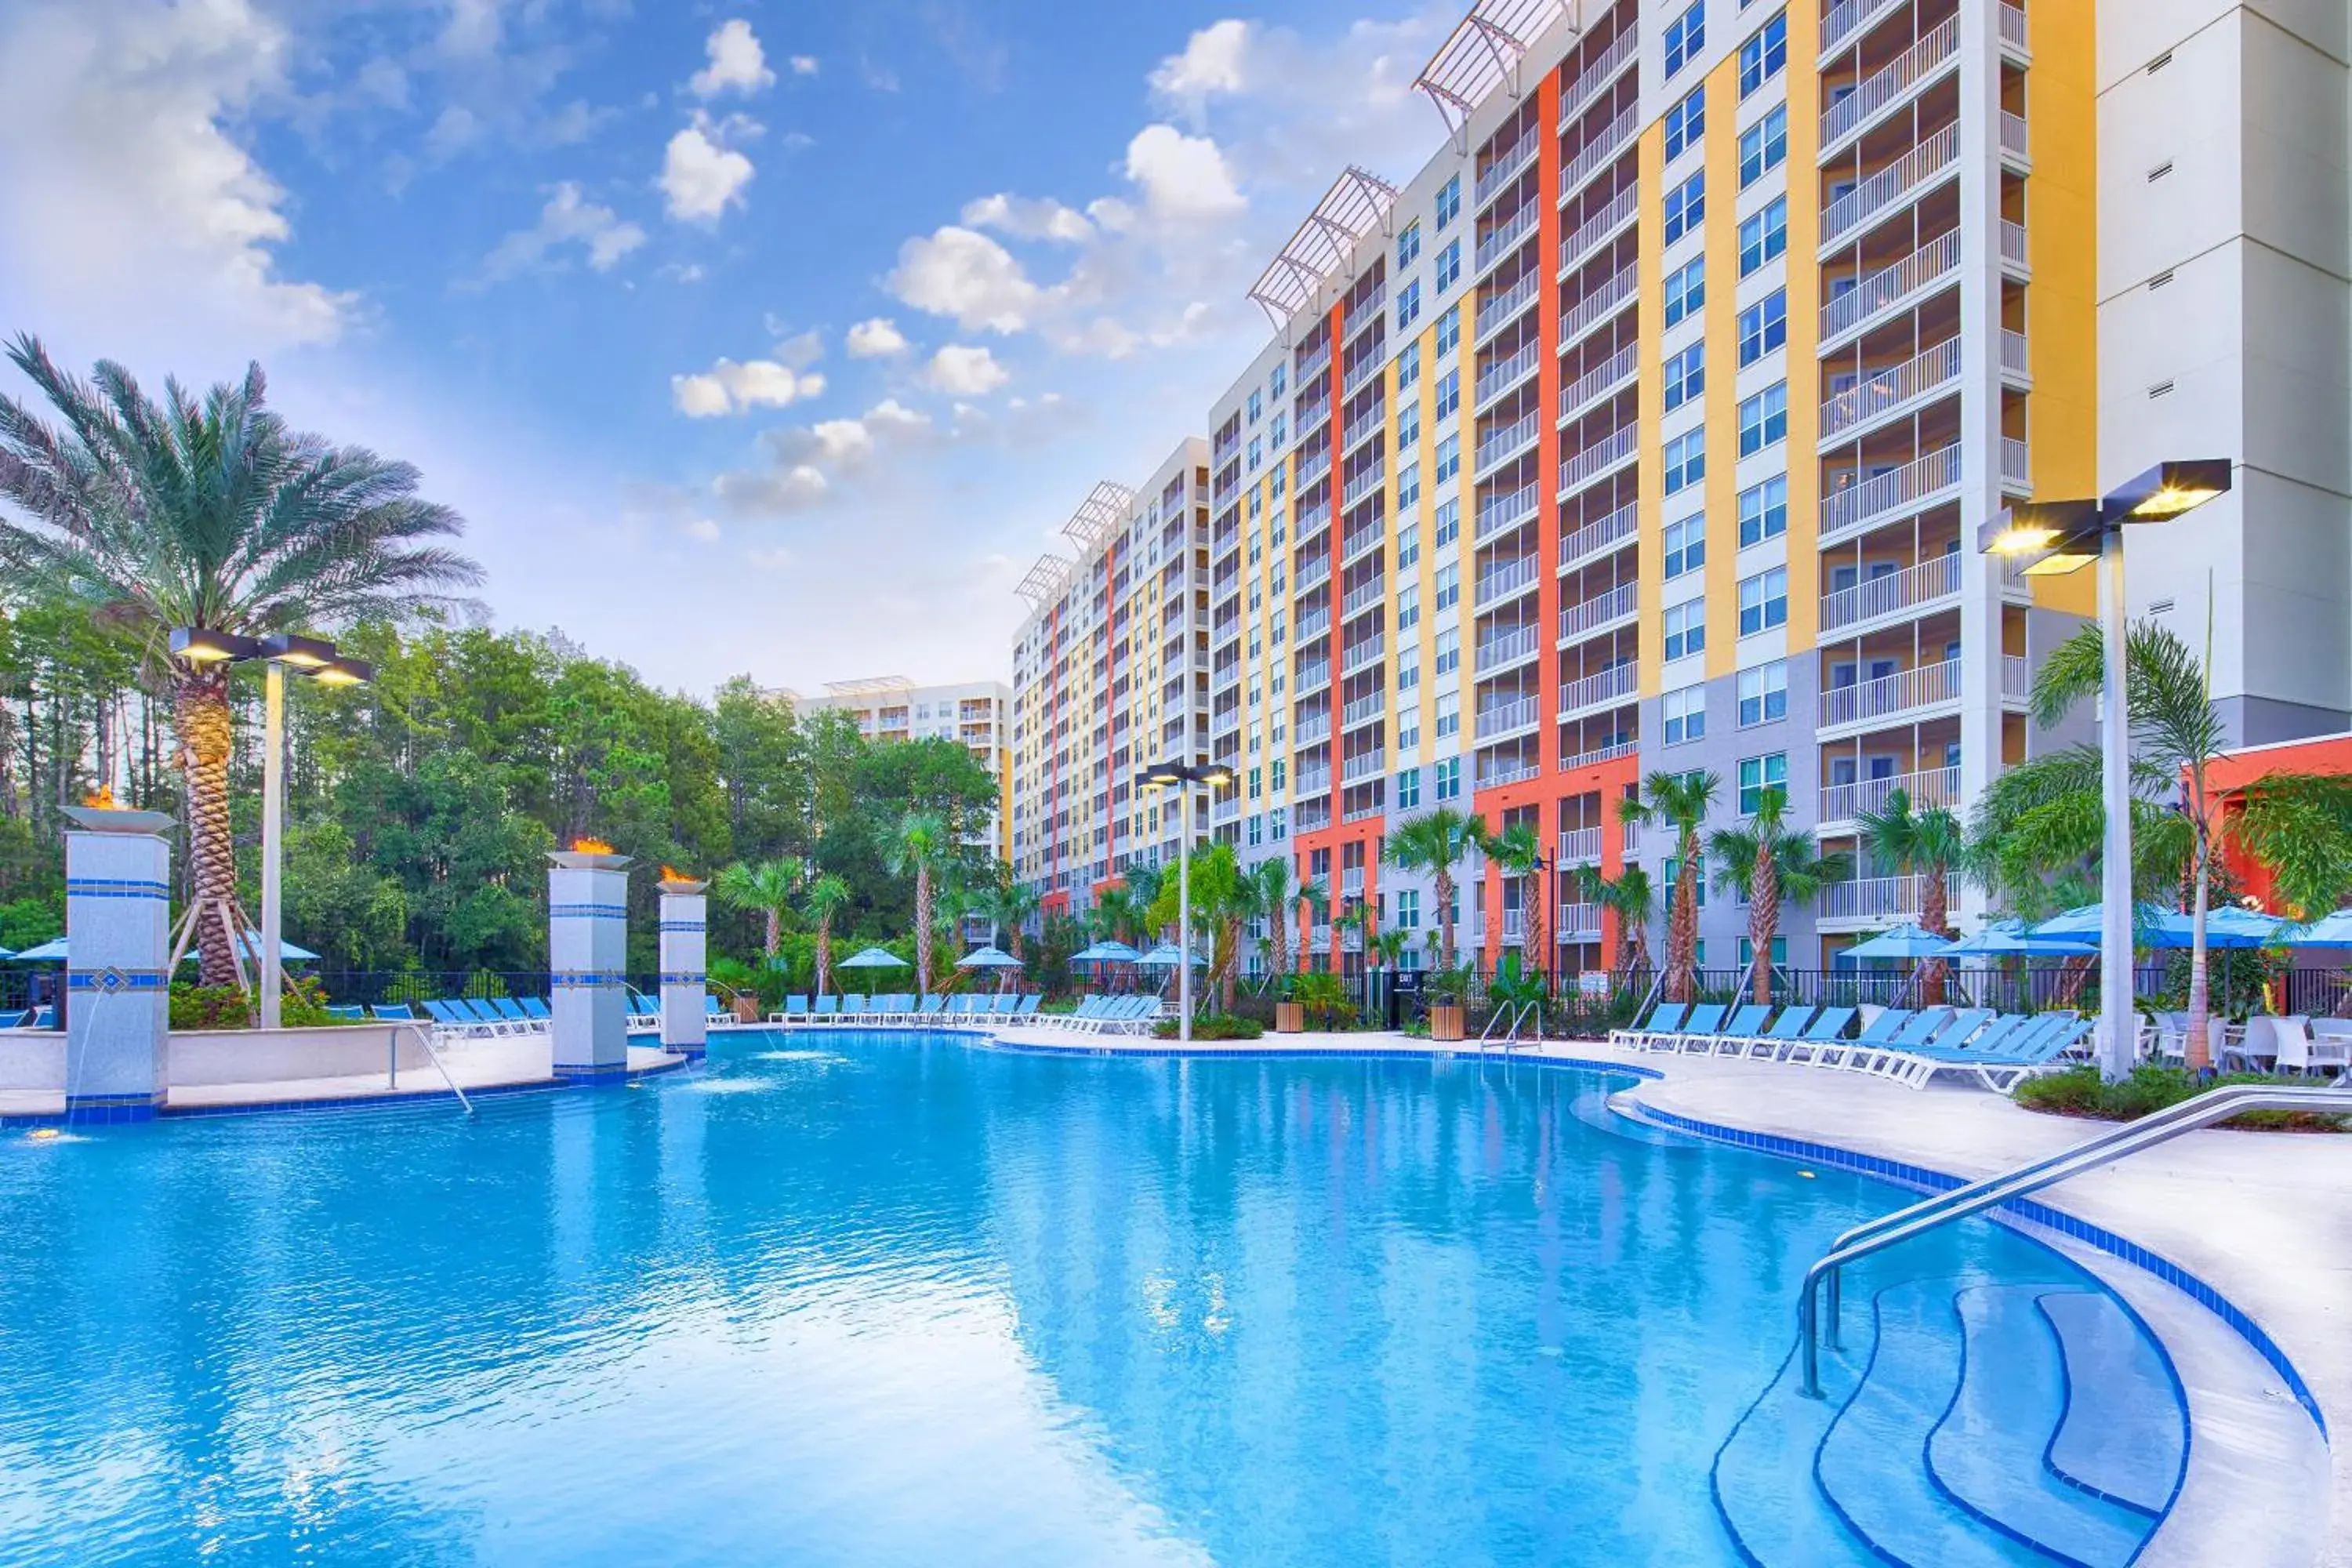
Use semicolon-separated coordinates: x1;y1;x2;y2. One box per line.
1088;940;1142;963
837;946;909;970
2282;909;2352;947
1136;942;1207;967
1067;943;1110;964
1942;920;2093;958
12;932;319;964
2032;902;2286;949
1842;924;1956;960
955;946;1023;969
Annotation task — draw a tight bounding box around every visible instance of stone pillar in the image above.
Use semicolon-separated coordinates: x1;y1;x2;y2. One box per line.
61;804;176;1122
657;876;709;1058
548;848;632;1082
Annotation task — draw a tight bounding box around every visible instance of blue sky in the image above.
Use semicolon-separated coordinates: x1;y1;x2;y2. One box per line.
0;0;1465;694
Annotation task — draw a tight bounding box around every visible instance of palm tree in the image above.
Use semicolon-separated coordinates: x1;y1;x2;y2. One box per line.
713;856;804;957
1857;786;1969;1004
1090;887;1138;947
1620;771;1719;1001
1371;927;1410;968
0;337;481;984
1121;861;1167;938
969;872;1040;959
803;873;851;995
1480;819;1547;966
1710;787;1853;1006
1383;807;1486;970
887;811;949;996
1575;863;1657;982
1247;856;1302;976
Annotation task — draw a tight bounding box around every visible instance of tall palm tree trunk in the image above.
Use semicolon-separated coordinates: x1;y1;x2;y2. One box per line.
1748;839;1779;1007
173;670;239;988
1436;869;1457;969
913;867;933;996
764;908;781;958
815;915;834;995
1523;878;1547;975
1666;833;1700;1003
1918;869;1950;1005
2184;838;2214;1071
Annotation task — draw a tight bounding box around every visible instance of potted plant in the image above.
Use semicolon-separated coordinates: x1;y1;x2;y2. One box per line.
1426;965;1470;1042
1273;972;1305;1033
1290;969;1348;1032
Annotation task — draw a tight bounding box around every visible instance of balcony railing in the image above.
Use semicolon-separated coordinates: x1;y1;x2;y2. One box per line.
1295;659;1331;695
1341;461;1385;510
2001;437;2031;489
1559;107;1636;201
1341;350;1384;397
1475;135;1539;209
1480;760;1541;790
1296;557;1331;593
1342;748;1387;783
1475;554;1541;608
1559;266;1637;350
1501;908;1525;942
1297;448;1331;492
1820;443;1962;540
1998;2;2028;53
1822;124;1959;245
1295;799;1330;832
1341;575;1385;618
2000;329;2031;379
1560;739;1639;775
1295;501;1331;546
1559;581;1637;644
1475;271;1541;347
1295;768;1331;796
1341;691;1383;728
1340;633;1385;676
1295;711;1330;746
1559;826;1602;864
1559;184;1638;278
1477;695;1541;739
1475;485;1539;544
1819;764;1960;826
1557;902;1603;939
1820;0;1903;58
1341;521;1382;564
1559;344;1639;424
1819;658;1959;729
1821;227;1961;343
1559;502;1638;568
1821;17;1957;150
1341;405;1383;453
1477;626;1540;672
2000;220;2030;271
1820;552;1960;633
1819;873;1927;924
1620;819;1642;856
1999;111;2030;163
1557;426;1637;497
1473;203;1540;277
1475;341;1541;412
1559;26;1638;129
1821;338;1961;440
1475;412;1540;477
1558;662;1637;716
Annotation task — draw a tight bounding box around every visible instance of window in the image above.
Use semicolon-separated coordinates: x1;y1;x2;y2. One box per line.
1247;390;1261;423
1248;435;1262;471
1664;0;1706;76
1738;197;1787;276
1664;258;1705;327
1737;660;1788;727
1396;279;1422;331
1664;514;1706;579
1434;368;1460;421
1271;363;1287;398
1738;104;1788;187
1270;412;1288;448
1396;887;1421;927
1737;474;1788;546
1664;429;1706;495
1397;521;1421;570
1738;566;1788;635
1435;690;1459;739
1271;464;1287;501
1739;10;1788;96
1270;807;1287;838
1434;627;1460;674
1737;289;1787;366
1738;936;1788;968
1664;343;1704;412
1434;758;1461;800
1666;856;1709;909
1434;434;1460;485
1434;564;1459;613
1435;240;1461;293
1665;85;1705;162
1435;176;1461;230
1399;342;1421;389
1664;684;1705;745
1398;584;1421;631
1664;599;1705;661
1397;463;1421;510
1397;402;1421;448
1737;383;1788;456
1398;646;1420;690
1435;308;1460;358
1664;172;1706;245
1397;220;1421;270
1737;751;1788;815
1432;498;1459;548
1272;759;1287;791
1397;706;1420;751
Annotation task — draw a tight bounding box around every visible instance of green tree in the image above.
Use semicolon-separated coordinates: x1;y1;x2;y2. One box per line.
1621;771;1719;1002
967;866;1040;960
0;339;481;982
1710;786;1852;1006
1479;818;1548;967
1856;785;1969;1004
803;873;851;995
887;811;949;996
1574;862;1656;982
1384;808;1486;970
714;857;805;958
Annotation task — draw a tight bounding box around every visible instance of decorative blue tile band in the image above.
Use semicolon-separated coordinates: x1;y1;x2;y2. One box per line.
657;972;706;986
67;967;168;993
65;878;169;901
656;920;704;933
550;970;627;989
550;903;628;919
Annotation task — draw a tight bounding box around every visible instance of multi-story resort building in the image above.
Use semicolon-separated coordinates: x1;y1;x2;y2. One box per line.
1009;441;1214;913
1009;0;2352;977
787;677;1015;858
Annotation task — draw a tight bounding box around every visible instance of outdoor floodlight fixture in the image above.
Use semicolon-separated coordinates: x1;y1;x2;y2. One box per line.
169;627;262;664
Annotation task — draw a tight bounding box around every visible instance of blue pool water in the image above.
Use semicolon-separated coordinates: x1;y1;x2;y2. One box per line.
0;1033;2185;1565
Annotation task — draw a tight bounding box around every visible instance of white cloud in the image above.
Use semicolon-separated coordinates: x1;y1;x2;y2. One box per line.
716;464;828;516
960;194;1094;245
789;56;819;77
441;0;505;57
0;0;353;355
661;117;755;220
773;329;825;370
687;518;721;543
477;183;646;283
356;56;410;111
425;103;479;158
924;345;1010;397
1149;20;1250;106
886;226;1040;334
670;358;825;417
845;318;909;358
744;546;798;571
1123;125;1243;220
691;20;775;97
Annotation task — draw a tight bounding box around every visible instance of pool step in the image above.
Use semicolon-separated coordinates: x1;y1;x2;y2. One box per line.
1710;1345;1886;1567
2038;1290;2187;1519
1926;1285;2154;1566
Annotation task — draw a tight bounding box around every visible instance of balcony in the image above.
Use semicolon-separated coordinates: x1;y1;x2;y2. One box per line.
1476;695;1541;740
1341;520;1382;564
1998;2;2029;56
1821;124;1959;248
1480;759;1541;789
1558;186;1638;278
1620;819;1642;857
1556;426;1637;499
1501;908;1525;944
1475;135;1539;209
1821;228;1961;346
1559;662;1637;717
1295;767;1331;796
1341;461;1385;511
1475;412;1541;479
1559;26;1637;129
2001;437;2031;492
1557;107;1635;202
1818;873;1927;927
1297;556;1332;594
1341;691;1383;729
1820;443;1962;543
2000;329;2031;384
1294;801;1330;834
1475;485;1539;544
1820;552;1960;634
1819;658;1959;731
1556;902;1603;941
1820;16;1958;154
1558;826;1602;864
1475;342;1541;412
1296;606;1330;642
1472;203;1539;279
1477;625;1541;673
1476;554;1541;609
1559;502;1637;570
2000;220;2030;274
1998;111;2030;168
1559;344;1638;426
1296;658;1332;696
1297;343;1331;382
1340;633;1385;677
1295;502;1331;548
1342;349;1384;397
1296;710;1330;746
1341;405;1383;454
1819;0;1902;60
1297;448;1332;492
1820;338;1961;442
1558;581;1638;645
1342;748;1387;783
1559;266;1636;350
1341;575;1385;619
1475;270;1541;348
1818;764;1961;829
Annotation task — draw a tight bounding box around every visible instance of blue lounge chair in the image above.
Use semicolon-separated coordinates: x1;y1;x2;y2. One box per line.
1642;1002;1727;1052
839;993;868;1024
1724;1005;1815;1058
1013;995;1041;1018
1686;1004;1772;1055
1847;1008;1984;1076
326;1004;367;1021
1880;1014;2087;1091
371;1003;417;1021
872;994;909;1023
0;1009;28;1029
989;994;1019;1016
1051;996;1107;1031
1806;1007;1921;1069
420;999;482;1036
29;1006;54;1029
519;997;552;1022
1610;1000;1688;1050
772;995;811;1025
811;995;839;1023
1766;1006;1855;1062
489;997;534;1029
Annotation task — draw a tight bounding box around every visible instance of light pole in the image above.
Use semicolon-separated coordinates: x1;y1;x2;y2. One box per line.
1138;760;1234;1043
1979;459;2231;1081
169;628;372;1027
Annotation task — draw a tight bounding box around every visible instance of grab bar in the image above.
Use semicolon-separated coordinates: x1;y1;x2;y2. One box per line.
390;1022;477;1118
1798;1083;2350;1396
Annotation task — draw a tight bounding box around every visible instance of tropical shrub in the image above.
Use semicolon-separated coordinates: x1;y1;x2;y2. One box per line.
2016;1065;2347;1131
1152;1013;1264;1040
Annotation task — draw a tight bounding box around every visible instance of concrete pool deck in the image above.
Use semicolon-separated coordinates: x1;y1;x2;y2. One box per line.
977;1024;2350;1563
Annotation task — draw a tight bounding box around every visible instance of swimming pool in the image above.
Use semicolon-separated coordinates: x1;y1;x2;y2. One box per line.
0;1030;2186;1564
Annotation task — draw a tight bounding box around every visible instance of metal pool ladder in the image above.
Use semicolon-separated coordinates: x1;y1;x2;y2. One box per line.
1797;1083;2350;1397
1480;1000;1541;1051
390;1022;478;1118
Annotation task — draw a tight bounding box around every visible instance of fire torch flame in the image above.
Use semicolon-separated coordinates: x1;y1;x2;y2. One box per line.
570;837;616;855
661;866;691;883
82;784;121;811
